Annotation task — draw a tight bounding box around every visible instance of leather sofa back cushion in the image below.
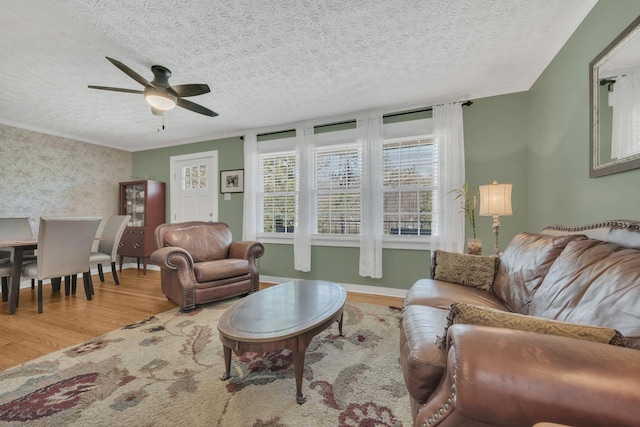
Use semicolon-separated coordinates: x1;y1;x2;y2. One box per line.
530;238;640;339
164;224;232;262
493;232;586;314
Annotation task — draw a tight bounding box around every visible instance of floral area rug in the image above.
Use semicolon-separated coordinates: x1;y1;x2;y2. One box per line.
0;300;411;426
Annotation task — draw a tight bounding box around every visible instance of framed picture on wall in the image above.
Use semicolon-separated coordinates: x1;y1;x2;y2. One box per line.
220;169;244;193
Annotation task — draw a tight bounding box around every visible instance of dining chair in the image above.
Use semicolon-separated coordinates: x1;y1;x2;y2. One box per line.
22;216;101;313
0;217;37;291
0;217;35;260
1;263;12;303
89;215;130;285
0;217;34;239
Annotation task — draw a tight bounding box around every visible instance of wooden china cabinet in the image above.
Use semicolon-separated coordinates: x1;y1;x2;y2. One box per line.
118;179;166;274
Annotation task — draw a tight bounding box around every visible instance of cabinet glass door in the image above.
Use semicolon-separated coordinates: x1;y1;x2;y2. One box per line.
124;184;146;227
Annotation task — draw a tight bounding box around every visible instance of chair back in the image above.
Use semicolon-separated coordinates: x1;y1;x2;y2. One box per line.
97;215;131;260
0;217;33;239
154;221;232;262
0;217;35;259
36;217;101;280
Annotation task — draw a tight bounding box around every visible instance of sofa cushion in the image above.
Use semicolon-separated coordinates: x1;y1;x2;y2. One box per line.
436;302;629;349
404;279;510;311
432;250;498;292
193;258;250;282
530;238;640;344
492;232;586;314
164;224;232;262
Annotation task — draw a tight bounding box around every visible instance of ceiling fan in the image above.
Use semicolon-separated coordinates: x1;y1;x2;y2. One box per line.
88;57;218;117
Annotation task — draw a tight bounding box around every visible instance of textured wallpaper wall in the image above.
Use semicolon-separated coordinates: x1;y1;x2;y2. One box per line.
0;124;132;225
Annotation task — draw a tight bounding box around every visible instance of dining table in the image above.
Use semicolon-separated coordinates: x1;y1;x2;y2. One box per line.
0;238;37;315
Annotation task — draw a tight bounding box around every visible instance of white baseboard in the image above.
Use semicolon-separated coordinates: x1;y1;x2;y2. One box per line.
260;275;408;298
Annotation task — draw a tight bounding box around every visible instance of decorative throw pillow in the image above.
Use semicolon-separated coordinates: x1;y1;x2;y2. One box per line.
435;302;629;349
433;251;498;292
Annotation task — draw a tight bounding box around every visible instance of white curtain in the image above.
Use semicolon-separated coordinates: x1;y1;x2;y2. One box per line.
609;72;640;159
242;133;258;241
293;125;314;272
358;114;384;278
431;103;465;253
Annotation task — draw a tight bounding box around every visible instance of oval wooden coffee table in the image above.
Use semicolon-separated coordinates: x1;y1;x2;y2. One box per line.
217;279;346;404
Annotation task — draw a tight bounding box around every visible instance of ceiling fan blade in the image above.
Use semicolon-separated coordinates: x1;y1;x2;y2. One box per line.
177;98;218;117
105;57;155;89
88;85;144;94
170;84;211;97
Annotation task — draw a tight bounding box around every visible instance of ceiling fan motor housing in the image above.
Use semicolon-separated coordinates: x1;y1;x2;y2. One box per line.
150;65;172;87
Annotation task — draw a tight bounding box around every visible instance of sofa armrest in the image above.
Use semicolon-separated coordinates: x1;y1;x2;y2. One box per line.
418;324;640;427
150;246;194;271
229;241;265;261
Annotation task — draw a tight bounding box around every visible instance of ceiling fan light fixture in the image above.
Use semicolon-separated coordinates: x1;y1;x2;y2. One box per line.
144;89;177;111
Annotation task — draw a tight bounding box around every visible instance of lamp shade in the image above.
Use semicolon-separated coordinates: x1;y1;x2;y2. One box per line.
479;181;512;216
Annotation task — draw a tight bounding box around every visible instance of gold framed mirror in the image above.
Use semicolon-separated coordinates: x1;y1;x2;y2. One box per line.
590;15;640;177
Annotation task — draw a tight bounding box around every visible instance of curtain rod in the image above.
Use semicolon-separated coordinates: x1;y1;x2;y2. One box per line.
381;100;474;119
315;100;474;129
600;78;616;91
248;101;474;139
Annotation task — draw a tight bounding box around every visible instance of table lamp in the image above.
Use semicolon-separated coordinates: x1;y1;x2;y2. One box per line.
479;181;512;255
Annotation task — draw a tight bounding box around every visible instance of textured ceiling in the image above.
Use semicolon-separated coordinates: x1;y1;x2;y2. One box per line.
0;0;596;152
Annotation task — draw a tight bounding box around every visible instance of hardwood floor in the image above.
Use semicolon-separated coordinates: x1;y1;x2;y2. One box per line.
0;269;404;371
261;281;405;308
0;269;176;371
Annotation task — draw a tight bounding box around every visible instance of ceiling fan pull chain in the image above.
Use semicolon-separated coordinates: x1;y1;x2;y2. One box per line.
156;113;166;132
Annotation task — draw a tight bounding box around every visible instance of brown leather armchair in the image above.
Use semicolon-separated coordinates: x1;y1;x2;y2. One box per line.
150;221;264;312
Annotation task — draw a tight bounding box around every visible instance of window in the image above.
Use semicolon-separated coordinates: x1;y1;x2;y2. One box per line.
383;137;435;236
315;144;362;235
258;152;296;233
254;120;438;247
181;164;208;190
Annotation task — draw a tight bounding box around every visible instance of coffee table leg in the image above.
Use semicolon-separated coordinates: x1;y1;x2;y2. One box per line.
338;312;345;337
220;345;232;380
293;350;306;404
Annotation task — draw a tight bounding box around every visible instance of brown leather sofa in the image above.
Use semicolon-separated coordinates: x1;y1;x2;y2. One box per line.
400;220;640;427
150;221;264;312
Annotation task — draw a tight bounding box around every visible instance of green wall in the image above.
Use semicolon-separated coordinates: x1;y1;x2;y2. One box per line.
132;1;640;290
132;98;530;291
259;245;431;290
526;0;640;230
132;136;245;234
463;92;530;251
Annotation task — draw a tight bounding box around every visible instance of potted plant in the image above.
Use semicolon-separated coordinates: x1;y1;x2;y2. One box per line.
450;182;481;255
